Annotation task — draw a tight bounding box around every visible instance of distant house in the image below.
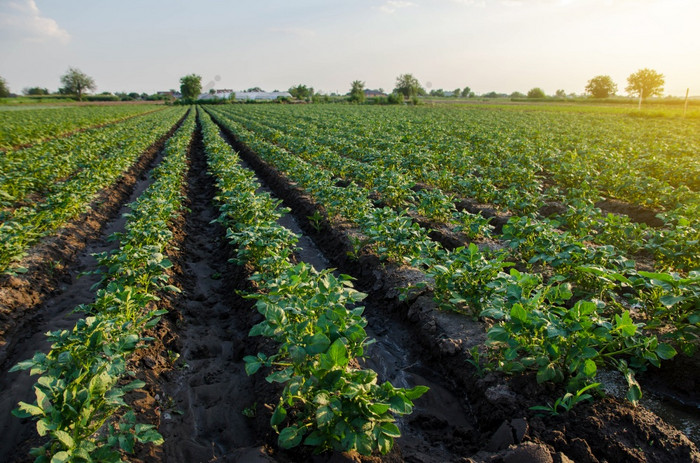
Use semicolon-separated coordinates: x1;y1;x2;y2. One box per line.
363;89;387;97
158;91;182;98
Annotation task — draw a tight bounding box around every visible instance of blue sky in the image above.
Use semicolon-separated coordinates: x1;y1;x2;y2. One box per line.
1;0;698;96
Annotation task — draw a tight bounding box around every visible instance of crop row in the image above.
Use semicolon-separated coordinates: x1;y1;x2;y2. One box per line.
198;108;427;456
0;107;187;274
0;105;160;152
11;108;196;462
1;107;181;208
217;105;699;273
205;107;698;408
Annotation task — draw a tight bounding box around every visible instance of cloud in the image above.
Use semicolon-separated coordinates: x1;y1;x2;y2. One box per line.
448;0;487;5
267;26;316;39
0;0;70;44
376;1;415;14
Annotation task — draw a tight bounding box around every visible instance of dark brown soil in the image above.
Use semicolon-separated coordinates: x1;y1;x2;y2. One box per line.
1;110;697;463
0;110;188;461
210;114;700;463
0;109;187;357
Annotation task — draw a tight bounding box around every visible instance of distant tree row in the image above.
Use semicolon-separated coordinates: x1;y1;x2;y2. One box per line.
585;68;664;99
343;68;666;103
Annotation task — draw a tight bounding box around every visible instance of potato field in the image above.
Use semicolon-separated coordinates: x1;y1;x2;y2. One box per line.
0;103;698;463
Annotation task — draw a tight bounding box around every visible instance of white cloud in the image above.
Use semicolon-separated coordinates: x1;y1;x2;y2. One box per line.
376;1;415;14
0;0;70;44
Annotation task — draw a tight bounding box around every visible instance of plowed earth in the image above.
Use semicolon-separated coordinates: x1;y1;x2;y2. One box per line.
0;115;697;463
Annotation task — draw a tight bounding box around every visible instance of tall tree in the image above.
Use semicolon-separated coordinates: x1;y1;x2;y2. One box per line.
394;74;423;98
349;80;365;103
625;68;664;100
585;75;617;98
452;88;461;98
461;86;472;98
0;76;10;97
60;67;96;101
180;74;202;100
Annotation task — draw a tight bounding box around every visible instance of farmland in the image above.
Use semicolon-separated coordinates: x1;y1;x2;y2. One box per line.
0;103;698;462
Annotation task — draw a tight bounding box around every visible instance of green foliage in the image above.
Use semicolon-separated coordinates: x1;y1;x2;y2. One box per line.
0;75;9;97
23;87;50;96
203;103;699;411
289;84;313;100
60;67;96;101
626;68;665;100
179;73;202;100
11;109;196;461
200;108;428;455
585;75;618;98
394;73;423;98
527;87;546;98
0;107;186;274
530;383;600;416
349;80;366;103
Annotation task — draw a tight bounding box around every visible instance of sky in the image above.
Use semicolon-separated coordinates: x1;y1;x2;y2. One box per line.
1;0;699;97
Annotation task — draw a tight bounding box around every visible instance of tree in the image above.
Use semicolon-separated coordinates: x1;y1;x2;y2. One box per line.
394;73;423;98
289;84;313;100
555;89;566;98
23;87;50;96
510;91;525;98
349;80;365;103
246;87;264;92
429;88;445;97
60;67;96;101
0;76;10;98
585;75;617;98
625;68;664;100
180;74;202;101
453;88;460;98
527;87;546;99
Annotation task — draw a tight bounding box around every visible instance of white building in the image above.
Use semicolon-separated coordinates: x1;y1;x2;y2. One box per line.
198;90;292;101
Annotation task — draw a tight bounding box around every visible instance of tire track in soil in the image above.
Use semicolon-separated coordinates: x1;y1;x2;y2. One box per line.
157;124;264;462
0;127;179;462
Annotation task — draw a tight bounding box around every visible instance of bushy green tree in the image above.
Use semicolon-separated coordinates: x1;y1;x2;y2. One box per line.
585;75;617;98
625;68;664;100
180;74;202;101
394;73;423;98
527;87;546;99
453;88;460;97
289;84;313;100
23;87;50;96
0;76;10;97
60;67;96;101
349;80;365;103
461;86;472;98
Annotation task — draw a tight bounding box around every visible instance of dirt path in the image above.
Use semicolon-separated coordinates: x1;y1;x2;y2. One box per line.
0;143;171;462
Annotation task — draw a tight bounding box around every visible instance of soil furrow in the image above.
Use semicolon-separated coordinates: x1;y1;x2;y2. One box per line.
154;122;263;462
0;116;182;462
0;109;189;352
208;111;700;463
